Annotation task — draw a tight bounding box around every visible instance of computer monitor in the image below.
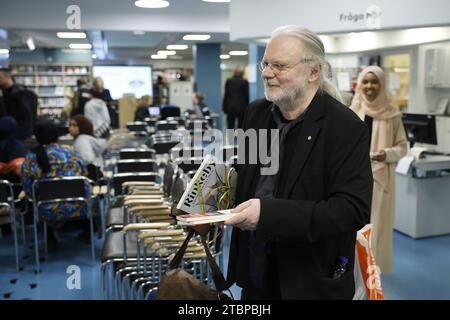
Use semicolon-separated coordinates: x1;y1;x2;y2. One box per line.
148;106;160;116
402;113;437;147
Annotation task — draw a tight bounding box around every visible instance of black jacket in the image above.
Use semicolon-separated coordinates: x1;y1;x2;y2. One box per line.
222;76;249;115
1;85;33;141
227;92;373;299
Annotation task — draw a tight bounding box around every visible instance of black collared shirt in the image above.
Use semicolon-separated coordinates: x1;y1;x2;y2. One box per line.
248;104;306;292
254;104;306;198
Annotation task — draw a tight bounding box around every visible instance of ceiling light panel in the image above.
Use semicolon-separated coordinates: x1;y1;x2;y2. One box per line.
183;34;211;41
57;32;86;39
135;0;170;8
166;45;188;50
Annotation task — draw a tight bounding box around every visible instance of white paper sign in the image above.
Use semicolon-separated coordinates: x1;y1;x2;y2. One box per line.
395;156;414;175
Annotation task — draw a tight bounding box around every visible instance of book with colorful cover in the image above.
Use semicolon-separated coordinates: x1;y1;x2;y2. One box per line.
176;154;237;215
176;209;234;225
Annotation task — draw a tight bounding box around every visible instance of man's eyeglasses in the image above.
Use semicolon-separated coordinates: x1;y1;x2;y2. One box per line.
258;59;313;75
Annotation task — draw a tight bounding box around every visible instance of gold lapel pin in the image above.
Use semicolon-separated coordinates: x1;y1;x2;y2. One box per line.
307;136;312;141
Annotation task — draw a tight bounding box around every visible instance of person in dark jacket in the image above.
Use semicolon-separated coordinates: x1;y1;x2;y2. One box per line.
90;76;112;105
71;78;92;116
0;116;28;182
0;69;33;140
134;95;154;121
222;66;249;129
225;25;372;300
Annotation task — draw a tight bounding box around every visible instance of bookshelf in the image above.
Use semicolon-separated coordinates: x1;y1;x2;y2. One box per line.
9;63;92;118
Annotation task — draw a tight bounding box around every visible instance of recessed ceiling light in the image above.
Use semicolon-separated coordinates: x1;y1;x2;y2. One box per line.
229;50;248;56
69;43;92;49
151;54;167;59
220;54;230;59
166;45;189;50
135;0;170;8
202;0;230;2
157;50;176;55
57;32;86;39
0;49;9;55
183;34;211;41
133;31;146;35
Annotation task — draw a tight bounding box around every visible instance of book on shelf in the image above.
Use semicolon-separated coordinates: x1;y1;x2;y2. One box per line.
176;154;237;215
176;209;234;226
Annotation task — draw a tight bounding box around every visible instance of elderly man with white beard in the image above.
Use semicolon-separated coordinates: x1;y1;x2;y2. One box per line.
225;25;373;300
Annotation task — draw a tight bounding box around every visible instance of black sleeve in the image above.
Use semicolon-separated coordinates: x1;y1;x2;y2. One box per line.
0;97;6;117
222;80;229;112
104;89;112;103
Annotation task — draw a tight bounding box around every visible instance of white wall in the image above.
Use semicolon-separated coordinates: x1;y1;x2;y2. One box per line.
413;41;450;113
230;0;450;41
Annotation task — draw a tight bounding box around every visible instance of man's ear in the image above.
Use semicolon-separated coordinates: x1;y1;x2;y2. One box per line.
308;64;322;82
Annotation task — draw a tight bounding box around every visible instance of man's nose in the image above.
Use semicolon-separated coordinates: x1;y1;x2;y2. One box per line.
262;66;275;78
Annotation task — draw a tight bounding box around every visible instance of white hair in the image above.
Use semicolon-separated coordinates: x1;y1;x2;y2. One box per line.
271;25;344;104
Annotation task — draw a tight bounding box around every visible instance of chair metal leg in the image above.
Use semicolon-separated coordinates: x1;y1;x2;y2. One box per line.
21;214;26;247
43;222;48;262
11;209;19;273
89;215;95;266
33;221;40;273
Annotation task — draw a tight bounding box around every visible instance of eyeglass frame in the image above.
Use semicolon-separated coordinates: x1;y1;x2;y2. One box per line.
258;58;314;75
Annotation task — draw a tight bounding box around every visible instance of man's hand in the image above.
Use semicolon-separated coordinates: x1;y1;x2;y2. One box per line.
225;199;261;231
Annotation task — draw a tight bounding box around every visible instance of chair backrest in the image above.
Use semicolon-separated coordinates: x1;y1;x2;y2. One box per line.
116;159;157;173
166;117;185;126
163;161;177;197
112;172;159;196
144;117;159;127
34;177;88;202
0;180;13;206
175;157;203;173
186;119;208;131
126;121;148;132
119;148;155;159
151;141;180;155
160;105;181;119
170;147;204;160
170;174;188;215
156;120;178;132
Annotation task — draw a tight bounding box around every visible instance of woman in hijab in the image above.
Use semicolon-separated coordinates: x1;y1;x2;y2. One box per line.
0;116;28;181
69;115;106;181
21;120;89;249
350;65;408;274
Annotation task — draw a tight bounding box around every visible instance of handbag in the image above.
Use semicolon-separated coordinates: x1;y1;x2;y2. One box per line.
156;225;231;300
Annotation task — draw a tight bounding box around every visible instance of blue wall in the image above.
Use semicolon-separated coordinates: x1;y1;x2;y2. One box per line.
193;43;221;113
248;44;266;102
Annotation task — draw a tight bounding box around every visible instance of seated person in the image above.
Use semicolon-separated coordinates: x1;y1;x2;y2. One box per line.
0;116;28;183
192;92;211;117
0;117;28;226
69;115;106;181
134;95;158;121
21;120;92;249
